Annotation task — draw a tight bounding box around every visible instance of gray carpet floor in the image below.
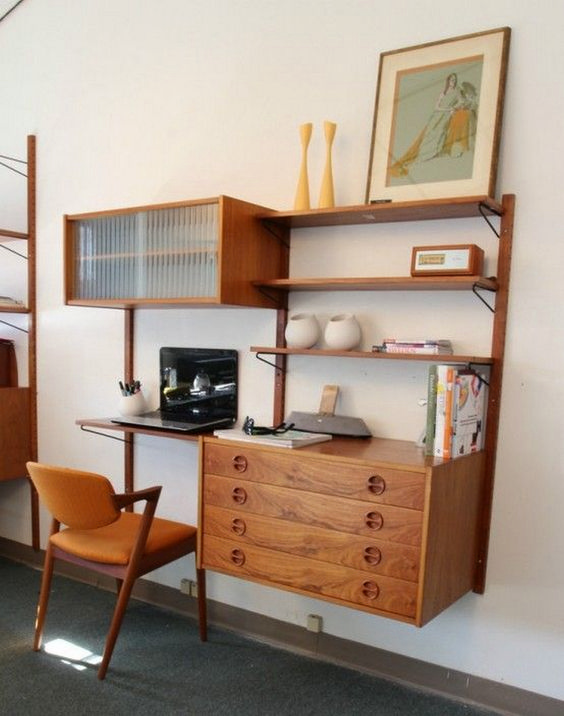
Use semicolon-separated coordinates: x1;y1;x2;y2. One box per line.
0;556;500;716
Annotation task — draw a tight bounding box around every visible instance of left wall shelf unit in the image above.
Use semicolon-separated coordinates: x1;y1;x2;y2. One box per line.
0;135;38;548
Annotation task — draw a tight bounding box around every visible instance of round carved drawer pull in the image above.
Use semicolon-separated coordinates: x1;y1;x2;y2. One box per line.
232;455;248;472
230;548;246;566
367;475;386;495
231;518;246;536
363;546;382;566
231;486;247;504
364;511;384;530
361;580;380;600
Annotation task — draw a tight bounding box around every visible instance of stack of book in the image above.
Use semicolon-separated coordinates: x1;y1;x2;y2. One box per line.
425;364;487;459
381;338;453;355
213;428;333;449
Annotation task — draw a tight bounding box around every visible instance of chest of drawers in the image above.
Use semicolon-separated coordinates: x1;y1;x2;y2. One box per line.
198;436;484;626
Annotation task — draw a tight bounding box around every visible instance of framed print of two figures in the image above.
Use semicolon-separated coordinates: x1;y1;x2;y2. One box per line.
366;27;510;203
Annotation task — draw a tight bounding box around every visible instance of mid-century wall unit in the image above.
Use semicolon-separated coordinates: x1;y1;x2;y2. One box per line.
66;193;514;625
0;135;38;548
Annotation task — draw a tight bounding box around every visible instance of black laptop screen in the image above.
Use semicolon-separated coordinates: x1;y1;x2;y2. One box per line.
159;347;238;424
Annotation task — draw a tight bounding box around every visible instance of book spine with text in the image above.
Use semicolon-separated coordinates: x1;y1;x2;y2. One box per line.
433;365;455;458
425;365;438;456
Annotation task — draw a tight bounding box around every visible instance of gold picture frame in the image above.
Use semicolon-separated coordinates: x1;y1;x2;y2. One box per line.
365;27;510;203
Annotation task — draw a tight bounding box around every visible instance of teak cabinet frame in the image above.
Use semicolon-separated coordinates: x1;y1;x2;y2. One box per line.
64;195;289;310
199;436;485;626
0;135;38;547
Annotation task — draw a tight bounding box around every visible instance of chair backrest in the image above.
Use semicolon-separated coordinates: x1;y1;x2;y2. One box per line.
27;462;120;529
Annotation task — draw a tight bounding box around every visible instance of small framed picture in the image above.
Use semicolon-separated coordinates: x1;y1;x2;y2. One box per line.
366;27;511;203
411;244;484;276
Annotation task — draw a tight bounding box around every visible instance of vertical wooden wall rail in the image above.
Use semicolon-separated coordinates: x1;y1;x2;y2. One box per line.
272;307;287;425
27;135;39;550
473;193;515;593
123;308;135;504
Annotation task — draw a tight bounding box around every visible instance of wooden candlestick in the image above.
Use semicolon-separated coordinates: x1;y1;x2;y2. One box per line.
318;121;337;208
294;123;313;210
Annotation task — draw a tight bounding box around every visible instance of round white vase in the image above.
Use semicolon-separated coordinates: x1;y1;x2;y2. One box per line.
118;391;146;417
324;313;362;350
284;313;320;349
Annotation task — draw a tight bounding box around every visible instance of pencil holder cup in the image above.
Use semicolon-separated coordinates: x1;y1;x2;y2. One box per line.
118;392;146;417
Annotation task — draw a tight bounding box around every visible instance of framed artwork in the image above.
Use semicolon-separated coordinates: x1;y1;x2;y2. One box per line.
365;27;510;203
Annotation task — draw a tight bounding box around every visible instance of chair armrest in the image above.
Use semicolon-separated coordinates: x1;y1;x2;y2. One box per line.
112;486;162;511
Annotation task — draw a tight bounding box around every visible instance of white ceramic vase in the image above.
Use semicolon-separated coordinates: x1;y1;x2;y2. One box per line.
118;391;146;417
324;313;361;350
284;312;320;349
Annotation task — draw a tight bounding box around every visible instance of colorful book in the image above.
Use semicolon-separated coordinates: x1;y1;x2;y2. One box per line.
385;344;453;355
383;338;452;346
383;338;453;355
451;372;487;457
433;364;456;458
424;364;438;456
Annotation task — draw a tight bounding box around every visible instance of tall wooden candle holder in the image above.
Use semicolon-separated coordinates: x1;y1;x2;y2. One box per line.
318;121;337;208
294;122;313;210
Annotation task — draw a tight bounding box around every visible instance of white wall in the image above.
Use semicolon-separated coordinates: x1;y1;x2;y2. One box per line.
1;0;563;702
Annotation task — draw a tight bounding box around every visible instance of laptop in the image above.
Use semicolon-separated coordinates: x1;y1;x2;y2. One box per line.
111;347;238;434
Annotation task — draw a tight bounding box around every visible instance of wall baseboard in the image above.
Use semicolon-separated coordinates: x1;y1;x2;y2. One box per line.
1;537;561;716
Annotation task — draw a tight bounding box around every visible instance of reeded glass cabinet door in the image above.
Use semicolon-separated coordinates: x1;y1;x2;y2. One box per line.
72;202;219;300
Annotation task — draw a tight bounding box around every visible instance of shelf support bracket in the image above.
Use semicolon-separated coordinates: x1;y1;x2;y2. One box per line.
472;282;495;313
80;425;133;444
261;219;290;248
0;318;28;333
256;285;284;308
255;351;286;373
479;202;501;238
466;364;491;387
0;243;28;260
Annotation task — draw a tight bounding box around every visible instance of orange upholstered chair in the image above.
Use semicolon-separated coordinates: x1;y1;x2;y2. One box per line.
26;461;207;680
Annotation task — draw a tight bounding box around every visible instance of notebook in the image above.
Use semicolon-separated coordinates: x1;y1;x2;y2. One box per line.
111;347;238;434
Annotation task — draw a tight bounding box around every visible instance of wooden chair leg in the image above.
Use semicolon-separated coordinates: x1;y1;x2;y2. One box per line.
196;567;207;642
34;546;55;651
97;573;136;680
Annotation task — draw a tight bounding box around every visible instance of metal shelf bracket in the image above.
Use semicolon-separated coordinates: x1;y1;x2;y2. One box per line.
255;351;286;373
80;425;132;444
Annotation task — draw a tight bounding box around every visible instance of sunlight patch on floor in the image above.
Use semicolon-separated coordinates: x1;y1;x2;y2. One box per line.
44;638;102;671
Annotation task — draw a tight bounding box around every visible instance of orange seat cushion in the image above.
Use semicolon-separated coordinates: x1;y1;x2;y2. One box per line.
50;512;197;565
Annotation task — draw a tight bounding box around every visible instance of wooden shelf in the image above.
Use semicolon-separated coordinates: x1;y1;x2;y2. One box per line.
260;195;503;228
66;297;226;309
251;346;493;365
254;276;498;292
76;418;201;442
0;228;29;241
0;304;29;314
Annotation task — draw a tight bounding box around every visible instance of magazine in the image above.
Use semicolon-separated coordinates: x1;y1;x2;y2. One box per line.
213;428;333;448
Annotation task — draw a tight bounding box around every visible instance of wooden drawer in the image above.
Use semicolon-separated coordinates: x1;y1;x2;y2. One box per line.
205;442;425;509
203;474;422;546
203;504;420;582
202;534;418;619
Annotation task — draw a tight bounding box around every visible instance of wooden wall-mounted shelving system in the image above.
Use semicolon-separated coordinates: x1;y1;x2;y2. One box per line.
251;194;514;593
67;192;513;604
0;135;38;548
